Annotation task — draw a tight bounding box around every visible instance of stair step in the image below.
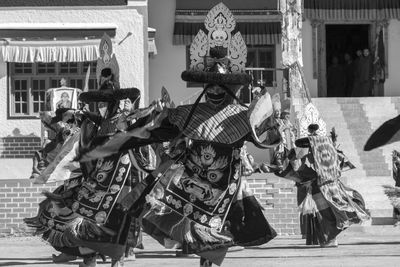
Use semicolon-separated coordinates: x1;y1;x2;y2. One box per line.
365;171;391;176
345;224;400;235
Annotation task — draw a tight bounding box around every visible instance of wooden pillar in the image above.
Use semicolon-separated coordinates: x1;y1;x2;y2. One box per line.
373;19;389;96
310;20;327;97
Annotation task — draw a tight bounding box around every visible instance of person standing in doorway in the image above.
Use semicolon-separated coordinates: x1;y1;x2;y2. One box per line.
358;48;374;96
352;49;363;96
327;56;346;97
343;53;355;97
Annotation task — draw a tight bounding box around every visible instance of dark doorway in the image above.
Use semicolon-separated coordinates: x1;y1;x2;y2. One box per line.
325;24;370;97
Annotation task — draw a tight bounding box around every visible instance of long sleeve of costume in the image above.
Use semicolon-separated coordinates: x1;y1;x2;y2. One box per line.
77;110;181;162
116;112;181;211
122;116;180;148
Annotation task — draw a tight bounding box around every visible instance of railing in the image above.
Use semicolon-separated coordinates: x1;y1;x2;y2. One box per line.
243;67;282;103
246;67;277;87
179;67;286;105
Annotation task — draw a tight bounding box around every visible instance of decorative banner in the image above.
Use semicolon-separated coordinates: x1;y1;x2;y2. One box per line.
280;0;326;137
280;0;303;67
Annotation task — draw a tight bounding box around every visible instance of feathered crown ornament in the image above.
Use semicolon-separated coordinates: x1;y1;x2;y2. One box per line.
297;103;326;139
294;103;327;148
79;33;140;104
96;33;120;88
181;3;251;85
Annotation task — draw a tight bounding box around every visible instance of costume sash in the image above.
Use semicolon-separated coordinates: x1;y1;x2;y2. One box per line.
72;153;131;224
308;136;340;184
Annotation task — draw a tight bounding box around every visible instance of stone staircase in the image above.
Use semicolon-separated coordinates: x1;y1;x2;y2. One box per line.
313;97;400;220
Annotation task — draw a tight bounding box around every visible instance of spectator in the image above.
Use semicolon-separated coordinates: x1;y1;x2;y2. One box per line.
327;56;346;97
352;50;363;96
343;53;355;97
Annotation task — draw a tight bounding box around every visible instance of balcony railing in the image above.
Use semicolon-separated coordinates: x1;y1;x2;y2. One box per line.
242;67;285;104
180;67;286;105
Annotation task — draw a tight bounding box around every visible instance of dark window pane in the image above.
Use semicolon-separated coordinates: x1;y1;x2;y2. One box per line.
33;92;39;101
60;63;69;73
69;63;78;73
23;63;33;74
47;63;55;73
38;63;46;73
60;62;78;74
33;80;38;90
38;62;56;74
22;103;27;113
15;92;20;100
40;103;45;111
70;79;83;89
34;103;39;112
22;80;27;89
51;79;60;88
14;80;20;90
13;63;32;74
15;104;20;113
21;92;27;101
246;51;256;67
32;79;45;92
89;79;96;90
76;80;83;89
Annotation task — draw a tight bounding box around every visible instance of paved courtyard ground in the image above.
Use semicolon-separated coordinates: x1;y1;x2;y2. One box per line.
1;229;400;267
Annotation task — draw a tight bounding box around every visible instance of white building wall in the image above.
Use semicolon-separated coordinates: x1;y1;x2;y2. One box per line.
384;19;400;96
148;0;198;105
0;6;146;137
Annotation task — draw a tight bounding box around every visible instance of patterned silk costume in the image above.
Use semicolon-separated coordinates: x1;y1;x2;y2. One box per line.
114;101;279;267
80;4;280;266
26;93;141;262
25;34;146;267
277;132;369;246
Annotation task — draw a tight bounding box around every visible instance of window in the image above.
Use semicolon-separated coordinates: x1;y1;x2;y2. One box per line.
184;45;276;104
9;61;97;118
242;45;276;103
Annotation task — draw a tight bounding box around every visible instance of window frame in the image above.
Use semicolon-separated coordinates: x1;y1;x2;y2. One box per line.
8;61;97;119
242;45;277;104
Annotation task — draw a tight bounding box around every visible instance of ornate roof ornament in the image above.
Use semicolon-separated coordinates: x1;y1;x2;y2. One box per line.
96;33;120;88
182;3;250;85
297;102;327;138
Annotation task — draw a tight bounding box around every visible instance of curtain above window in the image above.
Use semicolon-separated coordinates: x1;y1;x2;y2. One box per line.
0;39;100;63
304;0;400;20
0;23;117;63
173;9;281;46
